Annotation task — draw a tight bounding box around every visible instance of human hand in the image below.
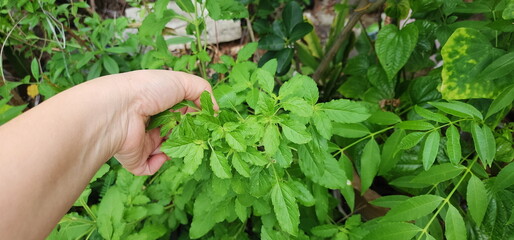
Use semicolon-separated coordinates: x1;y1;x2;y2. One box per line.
110;70;217;175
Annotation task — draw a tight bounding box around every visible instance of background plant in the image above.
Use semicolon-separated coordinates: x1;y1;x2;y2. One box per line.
1;0;513;239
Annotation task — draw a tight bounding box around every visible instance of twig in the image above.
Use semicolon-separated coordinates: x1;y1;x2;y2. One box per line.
312;0;385;83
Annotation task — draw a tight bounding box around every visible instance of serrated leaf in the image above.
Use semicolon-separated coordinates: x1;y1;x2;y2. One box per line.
383;195;443;221
414;105;451;123
271;182;300;236
97;187;125;239
279;75;319;104
332;123;370;138
471;122;496;166
290;180;315;207
422;131;440;170
363;222;421;240
241;149;268;166
486;84;514;119
467;175;488;226
200;91;215;115
280;119;312;144
210;151;232;179
360;138;381;193
226;131;246;152
398;132;426;150
232;153;250;178
237;42;258;62
370;195;410;208
321;99;370;123
311;224;339;238
379;129;405;175
446;125;462;165
411;163;465;185
396;120;435;130
319;156;348;189
262;124;280;155
282;97;313;117
375;24;419;80
261;59;278;75
430;101;483;120
274;141;292;167
445;204;467;240
162;139;204;175
493;162;514;192
312;110;332;139
252;68;274;93
235;198;247;222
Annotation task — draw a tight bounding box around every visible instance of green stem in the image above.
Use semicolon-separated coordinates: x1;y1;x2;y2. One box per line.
333;126;395;157
416;155;478;240
80;198;97;221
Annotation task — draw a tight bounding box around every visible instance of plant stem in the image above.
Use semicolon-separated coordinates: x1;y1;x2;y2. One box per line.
333;125;395;157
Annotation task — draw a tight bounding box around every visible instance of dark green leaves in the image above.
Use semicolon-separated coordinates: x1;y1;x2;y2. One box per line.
375;24;419;80
446;125;462;165
467;175;488;226
422;130;440;170
363;222;421;240
282;1;303;35
271;182;300;236
492;162;514;192
411;163;465;185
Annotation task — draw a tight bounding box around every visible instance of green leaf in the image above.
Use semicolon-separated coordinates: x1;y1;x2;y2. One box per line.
486;84;514;119
477;52;514;82
422;130;440;170
398;132;426;150
312;110;332;139
279;74;319;104
280;119;312;144
332;123;370;138
210;151;232;179
31;58;39;79
318;156;349;189
363;222;421;240
411;163;465;185
367;65;395;99
289;22;313;42
162;139;204;175
321;99;370;123
385;0;410;19
226;131;246;152
200;91;215;115
235;198;247;222
396;120;435;131
383;195;443;221
232;153;250;178
430;101;483;120
467;175;488;226
360;138;381;193
282;1;302;34
311;224;339;238
492;162;514;192
241;149;268;166
375;24;419;80
261;59;278;75
262;124;280;155
237;42;258;62
97;187;125;239
271;182;300;236
274;141;293;167
470;122;496;166
282;97;313;117
370;195;410;208
252;68;274;93
259;35;285;51
379;129;405;175
176;0;195;13
440;28;510;99
445;204;467;240
102;55;119;74
503;0;514;19
290;180;315;207
446;125;462;165
367;110;402;125
414;105;451;123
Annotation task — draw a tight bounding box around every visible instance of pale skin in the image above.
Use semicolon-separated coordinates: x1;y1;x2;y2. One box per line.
0;70;217;239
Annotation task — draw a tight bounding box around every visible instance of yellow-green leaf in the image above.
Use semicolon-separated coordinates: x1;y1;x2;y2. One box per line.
445;204;467;240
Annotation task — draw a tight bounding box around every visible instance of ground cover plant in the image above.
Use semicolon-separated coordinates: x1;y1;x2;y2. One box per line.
1;0;514;239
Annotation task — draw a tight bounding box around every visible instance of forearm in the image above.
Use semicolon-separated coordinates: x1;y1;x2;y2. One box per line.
0;76;126;239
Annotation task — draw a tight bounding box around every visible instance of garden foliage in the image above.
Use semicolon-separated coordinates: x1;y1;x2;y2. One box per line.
1;0;514;239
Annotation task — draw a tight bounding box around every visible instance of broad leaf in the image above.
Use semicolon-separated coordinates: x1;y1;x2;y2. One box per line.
279;75;319;104
486;84;514;119
289;22;313;42
493;162;514;192
232;153;250;178
226;131;246;152
289;180;315;207
280;119;312;144
396;120;435;131
370;195;410;208
467;175;488;226
440;28;509;99
282;1;302;34
252;68;274;93
312;110;332;139
310;224;339;238
414;105;450;123
470;122;496;166
422;130;440;170
271;182;300;236
430;101;483;120
398;132;426;150
332;123;370;138
262;124;280;155
445;204;467;240
360;138;381;193
282;97;313;117
237;42;258;62
383;194;443;221
375;24;419;80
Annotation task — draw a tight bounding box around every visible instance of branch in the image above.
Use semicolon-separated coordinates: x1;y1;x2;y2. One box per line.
312;0;385;83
